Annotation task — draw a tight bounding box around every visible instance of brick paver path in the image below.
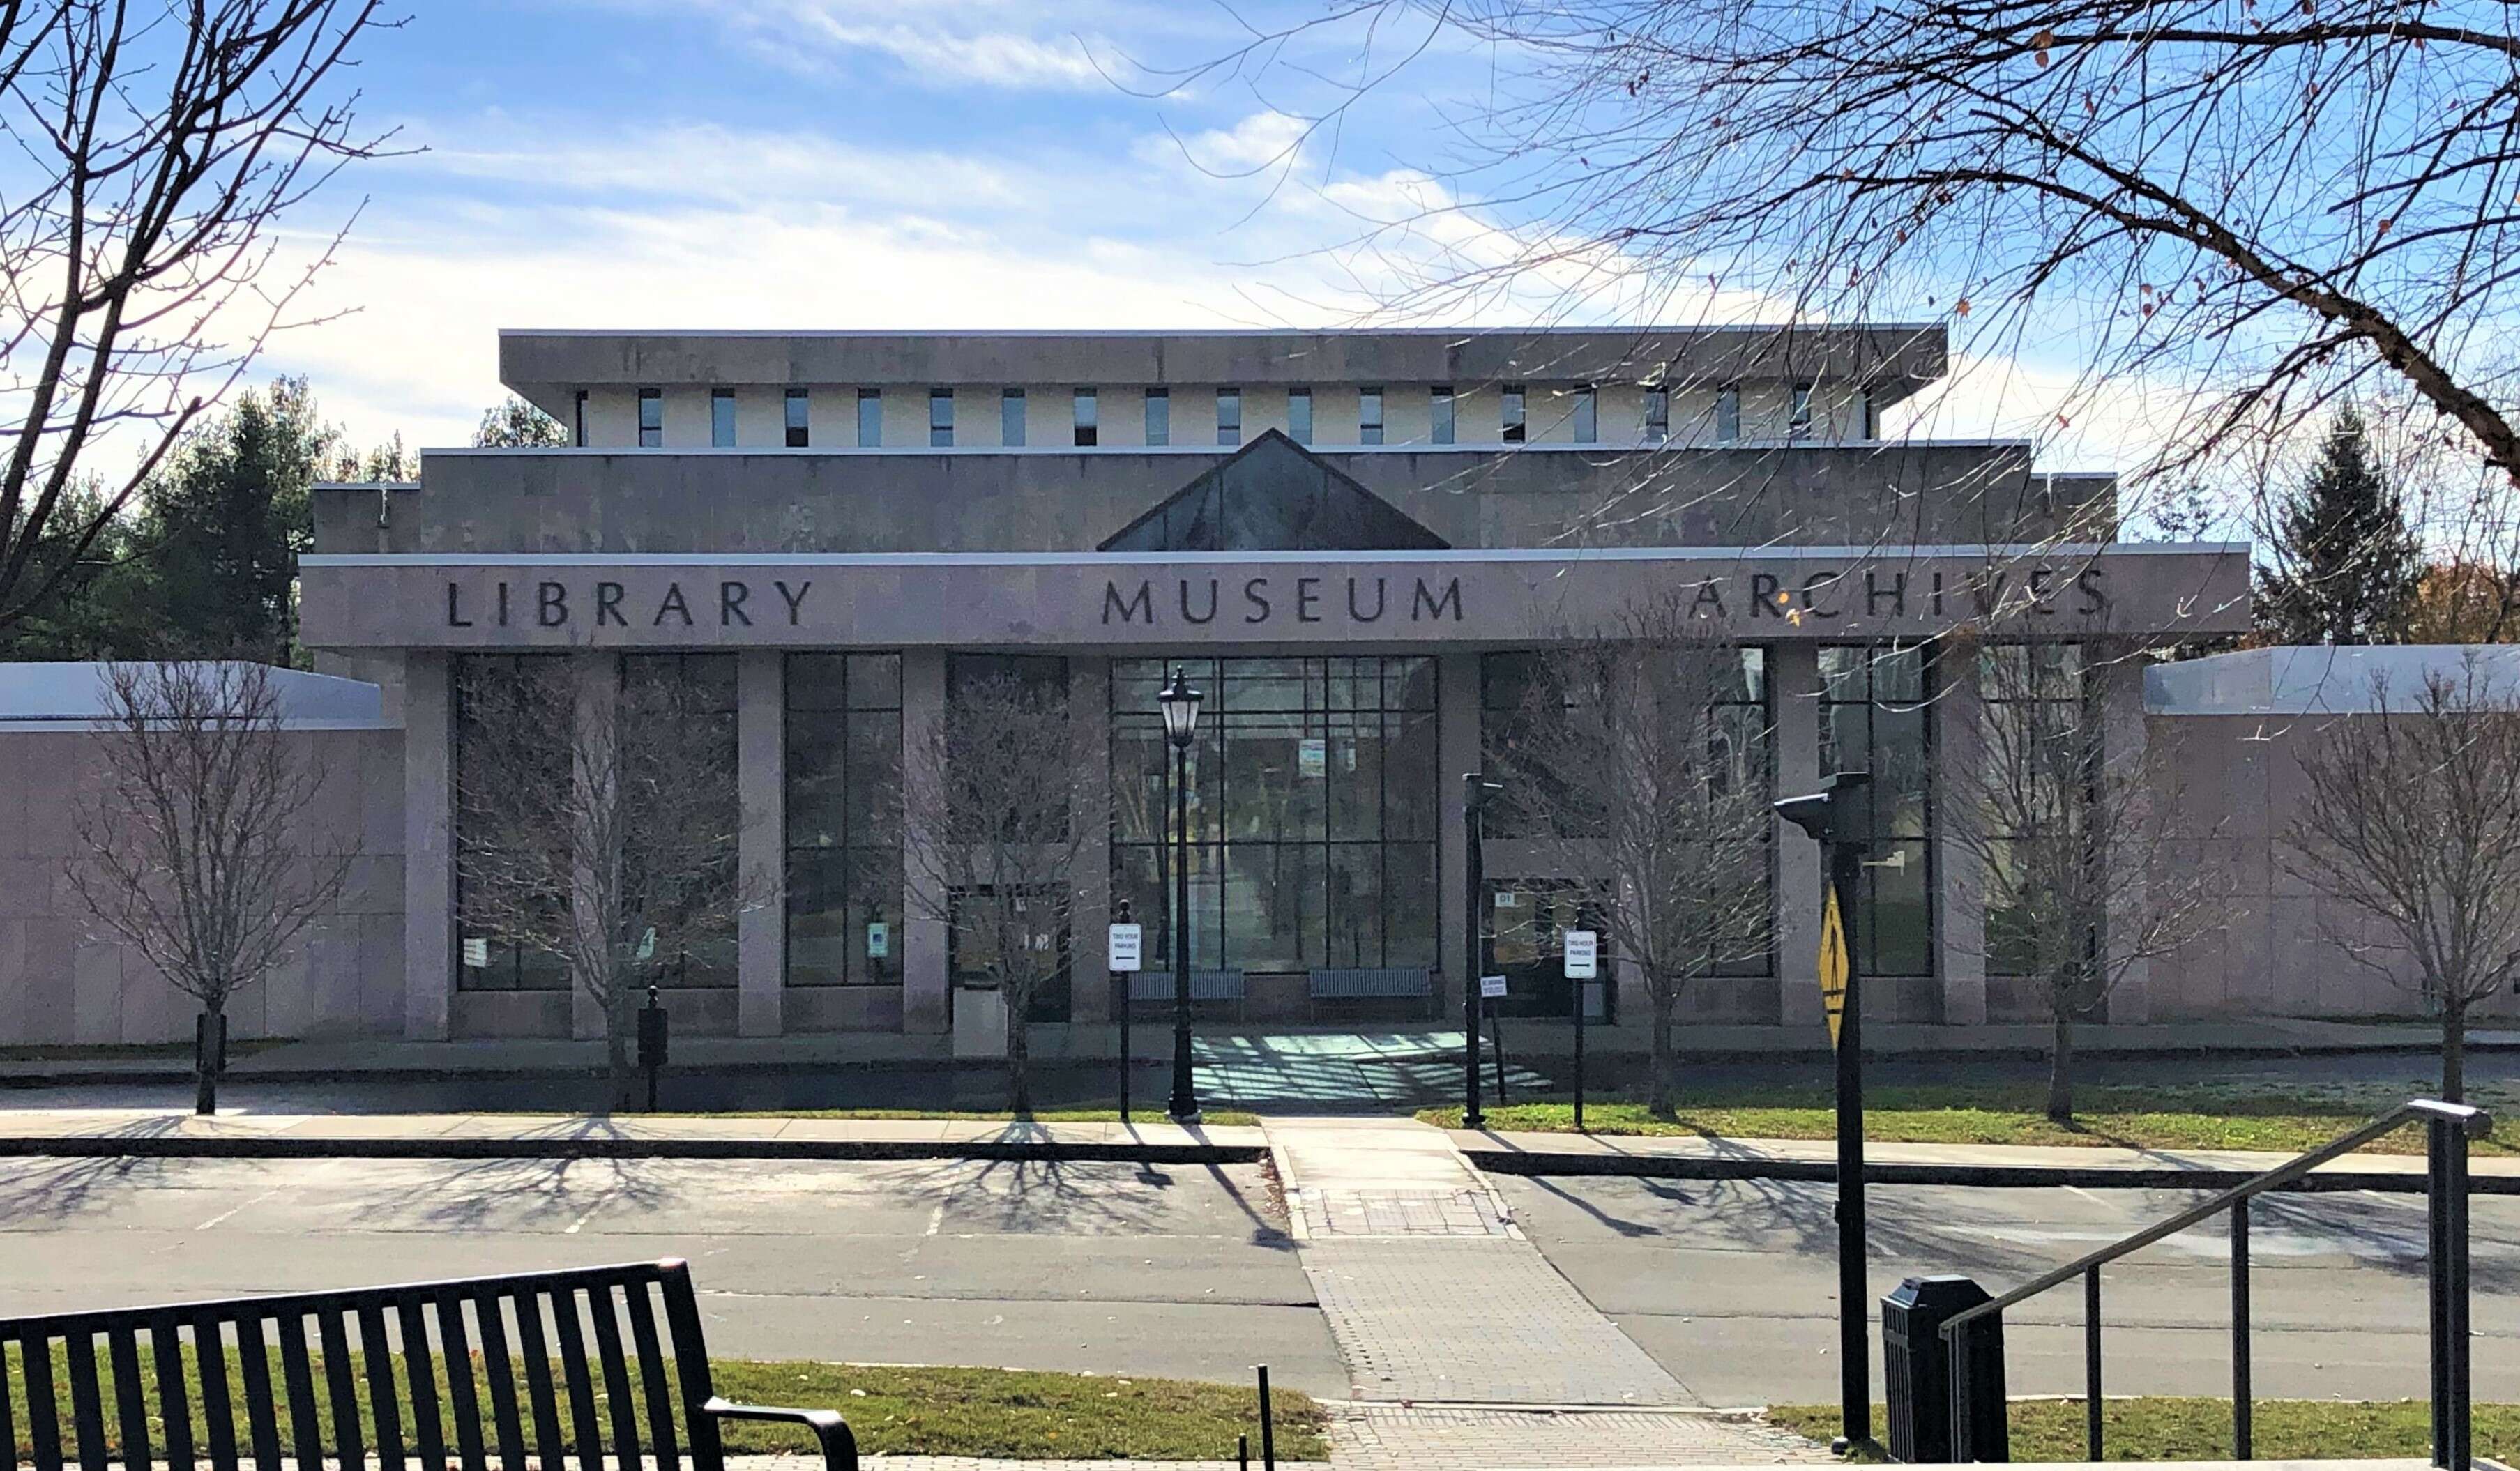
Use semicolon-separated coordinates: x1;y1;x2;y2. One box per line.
1261;1116;1809;1471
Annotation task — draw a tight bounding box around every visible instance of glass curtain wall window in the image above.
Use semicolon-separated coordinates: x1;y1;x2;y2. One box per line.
784;653;904;989
1074;388;1098;447
1216;387;1241;445
454;654;573;993
1111;658;1439;976
620;653;741;988
784;389;810;447
1818;643;1936;976
1501;385;1526;442
857;389;881;448
929;388;954;447
1359;388;1384;445
1287;388;1313;445
1002;388;1027;446
1145;388;1170;446
711;390;736;447
637;389;662;448
1980;644;2095;984
1431;386;1455;445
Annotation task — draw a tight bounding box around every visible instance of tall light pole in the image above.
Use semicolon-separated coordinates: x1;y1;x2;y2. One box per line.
1159;666;1205;1123
1774;770;1873;1455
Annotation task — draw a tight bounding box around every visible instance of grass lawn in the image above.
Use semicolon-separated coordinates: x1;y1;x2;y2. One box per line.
1768;1397;2507;1461
1;1348;1324;1461
1419;1081;2512;1155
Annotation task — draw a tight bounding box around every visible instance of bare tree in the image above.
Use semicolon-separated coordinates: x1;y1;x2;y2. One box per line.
1169;1;2520;590
2284;657;2520;1102
454;657;757;1109
71;662;351;1114
1488;594;1774;1118
1945;643;2211;1121
0;2;395;634
906;666;1095;1115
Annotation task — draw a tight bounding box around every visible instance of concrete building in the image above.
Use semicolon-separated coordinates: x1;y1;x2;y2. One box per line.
17;324;2366;1049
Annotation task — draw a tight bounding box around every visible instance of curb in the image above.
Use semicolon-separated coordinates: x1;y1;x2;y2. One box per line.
1461;1148;2516;1195
0;1136;1265;1165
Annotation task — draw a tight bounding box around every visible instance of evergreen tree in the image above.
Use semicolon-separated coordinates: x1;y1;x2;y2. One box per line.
2255;406;2424;644
138;377;333;663
473;395;570;448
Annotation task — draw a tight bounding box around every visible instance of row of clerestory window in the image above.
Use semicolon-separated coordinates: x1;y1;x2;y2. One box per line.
618;381;1871;449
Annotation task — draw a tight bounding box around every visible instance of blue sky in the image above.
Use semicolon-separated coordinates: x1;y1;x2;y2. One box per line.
254;0;2166;483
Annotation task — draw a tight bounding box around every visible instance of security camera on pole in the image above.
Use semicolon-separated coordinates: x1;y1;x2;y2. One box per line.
1773;770;1873;1456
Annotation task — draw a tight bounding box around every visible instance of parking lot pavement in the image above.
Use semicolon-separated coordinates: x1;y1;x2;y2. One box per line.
0;1154;1346;1396
1498;1173;2520;1407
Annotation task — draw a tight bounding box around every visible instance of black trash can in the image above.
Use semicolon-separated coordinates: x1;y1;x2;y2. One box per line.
1882;1275;2007;1463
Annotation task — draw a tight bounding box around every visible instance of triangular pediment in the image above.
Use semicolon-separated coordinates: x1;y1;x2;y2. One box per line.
1098;430;1450;552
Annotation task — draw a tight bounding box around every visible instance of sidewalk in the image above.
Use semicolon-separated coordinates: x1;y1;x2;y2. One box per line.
4;1014;2507;1086
1454;1125;2520;1191
0;1108;1266;1162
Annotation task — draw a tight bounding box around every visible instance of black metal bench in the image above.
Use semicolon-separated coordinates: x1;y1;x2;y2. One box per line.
1308;966;1436;1019
0;1258;856;1471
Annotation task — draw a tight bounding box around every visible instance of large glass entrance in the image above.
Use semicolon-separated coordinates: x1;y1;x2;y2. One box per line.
1111;657;1440;975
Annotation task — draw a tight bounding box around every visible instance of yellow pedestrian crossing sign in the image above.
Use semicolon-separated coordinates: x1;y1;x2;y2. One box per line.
1819;883;1850;1048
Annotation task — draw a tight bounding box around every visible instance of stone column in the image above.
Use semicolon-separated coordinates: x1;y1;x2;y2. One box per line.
900;650;951;1034
1935;651;1989;1024
1436;653;1482;1012
402;652;456;1040
1068;659;1114;1025
736;650;786;1036
570;651;618;1042
2096;646;2154;1023
1772;643;1825;1027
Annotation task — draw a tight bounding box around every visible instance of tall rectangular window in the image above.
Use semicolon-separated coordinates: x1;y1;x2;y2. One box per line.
1715;384;1741;443
455;655;573;994
1644;386;1669;443
1790;381;1816;439
1978;645;2092;991
1359;388;1384;445
1216;388;1241;445
784;654;904;990
1819;644;1935;978
1001;388;1026;446
711;389;736;447
1572;384;1597;443
1501;385;1526;443
1854;388;1876;440
1144;387;1170;447
1431;386;1455;445
857;388;881;448
573;390;587;448
784;388;810;447
637;388;662;448
1288;387;1313;445
929;388;955;447
1074;388;1098;447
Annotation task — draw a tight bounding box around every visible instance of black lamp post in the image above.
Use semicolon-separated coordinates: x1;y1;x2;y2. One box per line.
1159;666;1205;1122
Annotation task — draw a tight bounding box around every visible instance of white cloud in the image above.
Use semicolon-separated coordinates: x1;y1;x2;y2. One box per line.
593;0;1132;91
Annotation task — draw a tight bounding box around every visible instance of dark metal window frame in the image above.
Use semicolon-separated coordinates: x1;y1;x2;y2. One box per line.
929;388;954;448
1818;641;1938;978
1358;386;1384;445
637;388;662;448
784;653;904;989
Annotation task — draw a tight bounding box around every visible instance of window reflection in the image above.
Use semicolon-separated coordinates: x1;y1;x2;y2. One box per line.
1818;643;1936;976
784;653;903;989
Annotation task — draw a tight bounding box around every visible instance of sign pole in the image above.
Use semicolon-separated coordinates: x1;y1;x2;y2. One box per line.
1564;928;1597;1135
1571;952;1584;1134
1462;774;1501;1130
1112;899;1135;1124
1828;840;1869;1453
1774;772;1872;1456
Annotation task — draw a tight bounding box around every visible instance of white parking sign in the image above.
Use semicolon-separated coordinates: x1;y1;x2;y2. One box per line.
1564;929;1598;980
1108;923;1142;973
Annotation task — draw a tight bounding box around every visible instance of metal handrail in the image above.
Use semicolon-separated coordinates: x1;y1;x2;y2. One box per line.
1941;1098;2485;1333
1935;1097;2489;1468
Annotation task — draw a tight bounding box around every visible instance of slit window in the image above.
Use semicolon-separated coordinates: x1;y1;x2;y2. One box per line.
1502;385;1526;443
572;390;587;448
637;388;662;448
1003;388;1026;446
1074;388;1098;447
929;388;955;448
1716;385;1741;443
1359;387;1384;445
1288;387;1313;445
1790;381;1816;439
1572;384;1597;443
1432;386;1455;445
858;389;882;448
785;389;810;448
1216;388;1241;445
711;389;736;447
1145;388;1170;447
1645;386;1669;443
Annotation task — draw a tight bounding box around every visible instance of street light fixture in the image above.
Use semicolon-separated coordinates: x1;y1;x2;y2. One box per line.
1158;666;1204;1122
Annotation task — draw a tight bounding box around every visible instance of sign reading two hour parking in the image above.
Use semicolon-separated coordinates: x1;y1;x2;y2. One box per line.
1563;930;1598;980
1818;885;1850;1048
1108;923;1142;973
